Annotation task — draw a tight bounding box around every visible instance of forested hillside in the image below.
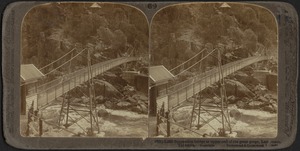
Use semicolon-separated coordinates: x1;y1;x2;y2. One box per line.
22;3;149;72
151;3;277;69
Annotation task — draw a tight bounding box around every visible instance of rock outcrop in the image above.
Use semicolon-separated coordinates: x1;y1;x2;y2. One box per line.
224;79;255;98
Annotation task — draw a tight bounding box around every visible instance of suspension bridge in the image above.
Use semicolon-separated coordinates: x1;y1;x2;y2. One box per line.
24;48;139;109
157;55;269;111
22;46;271;137
152;47;270;137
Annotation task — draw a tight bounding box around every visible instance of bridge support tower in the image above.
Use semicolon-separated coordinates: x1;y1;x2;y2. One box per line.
189;48;232;136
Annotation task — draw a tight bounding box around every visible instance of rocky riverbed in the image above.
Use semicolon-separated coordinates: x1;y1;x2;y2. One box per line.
34;104;148;137
21;71;148;137
167;68;278;138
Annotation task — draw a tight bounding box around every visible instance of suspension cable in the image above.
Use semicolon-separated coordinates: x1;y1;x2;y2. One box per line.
44;48;87;76
170;48;207;72
174;48;217;77
39;48;76;71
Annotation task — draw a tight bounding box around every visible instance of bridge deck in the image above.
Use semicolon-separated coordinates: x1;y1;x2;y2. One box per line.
27;57;138;108
157;56;268;111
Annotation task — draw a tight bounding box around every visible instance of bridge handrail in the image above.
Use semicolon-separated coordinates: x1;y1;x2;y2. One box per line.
36;57;137;93
166;56;268;97
167;57;245;92
166;56;255;91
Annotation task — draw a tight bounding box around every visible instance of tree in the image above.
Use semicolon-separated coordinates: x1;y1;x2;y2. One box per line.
243;29;258;55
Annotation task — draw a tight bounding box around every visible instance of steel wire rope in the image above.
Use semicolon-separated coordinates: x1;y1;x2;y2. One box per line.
39;48;76;71
44;48;87;76
167;48;218;91
174;48;217;77
169;48;207;72
35;48;88;95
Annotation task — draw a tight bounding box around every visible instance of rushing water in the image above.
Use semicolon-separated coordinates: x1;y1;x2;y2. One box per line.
231;108;277;138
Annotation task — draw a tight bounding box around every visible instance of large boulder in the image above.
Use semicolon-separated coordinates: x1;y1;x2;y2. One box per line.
234;71;260;86
95;95;105;104
236;101;246;109
202;98;214;104
132;94;148;103
139;94;148;102
126;96;138;105
131;103;147;114
253;84;268;96
264;93;277;101
104;101;115;109
116;101;132;109
213;96;221;104
246;101;264;109
97;108;109;117
137;100;146;106
131;106;142;113
224;79;255;98
257;96;269;103
93;80;123;98
201;86;218;97
261;99;277;113
262;105;277;113
229;109;241;120
71;98;82;104
227;95;237;104
139;104;148;114
271;103;278;113
82;96;89;103
172;106;192;125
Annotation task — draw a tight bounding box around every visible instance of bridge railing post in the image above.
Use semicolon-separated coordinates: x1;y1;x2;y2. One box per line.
167;94;170;110
227;66;229;75
234;65;235;73
83;71;86;81
201;79;203;91
69;79;71;92
166;111;170;137
55;86;57;99
211;73;214;84
193;82;195;96
185;87;188;101
215;71;217;82
36;93;40;108
46;89;49;105
204;76;207;88
177;91;179;106
79;72;82;84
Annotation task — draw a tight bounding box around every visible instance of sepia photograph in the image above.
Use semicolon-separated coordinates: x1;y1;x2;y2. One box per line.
20;2;149;137
1;0;297;149
149;2;278;138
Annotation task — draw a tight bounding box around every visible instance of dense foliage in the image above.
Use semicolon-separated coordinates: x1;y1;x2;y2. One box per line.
22;3;149;73
22;3;278;74
151;3;278;69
